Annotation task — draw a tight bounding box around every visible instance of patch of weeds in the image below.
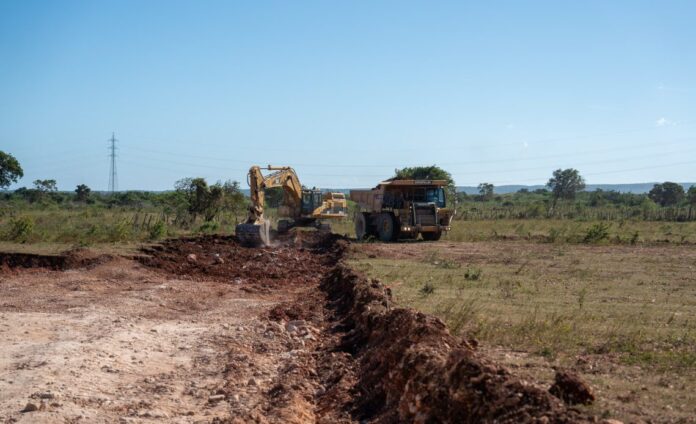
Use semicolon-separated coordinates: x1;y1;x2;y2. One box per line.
547;227;566;243
149;221;166;240
436;296;481;335
630;231;640;245
539;346;555;359
577;286;588;309
108;219;131;242
197;221;219;234
583;222;610;243
464;267;482;281
419;282;436;296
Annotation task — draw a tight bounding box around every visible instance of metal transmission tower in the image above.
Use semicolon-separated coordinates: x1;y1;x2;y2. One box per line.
108;132;118;193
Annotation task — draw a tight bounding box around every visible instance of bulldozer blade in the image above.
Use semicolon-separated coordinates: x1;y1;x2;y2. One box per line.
235;222;271;247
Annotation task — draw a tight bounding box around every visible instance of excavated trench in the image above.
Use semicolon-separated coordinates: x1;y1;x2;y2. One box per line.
1;233;596;422
136;232;595;423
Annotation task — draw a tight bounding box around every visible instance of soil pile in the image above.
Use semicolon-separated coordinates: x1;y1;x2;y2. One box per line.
138;233;339;288
550;370;596;405
321;263;593;423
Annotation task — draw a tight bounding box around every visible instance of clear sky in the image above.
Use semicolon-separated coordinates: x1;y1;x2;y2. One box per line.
1;0;694;191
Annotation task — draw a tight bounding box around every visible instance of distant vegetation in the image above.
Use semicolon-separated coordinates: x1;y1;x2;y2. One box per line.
1;152;695;247
456;172;696;223
0;181;248;246
0;151;248;246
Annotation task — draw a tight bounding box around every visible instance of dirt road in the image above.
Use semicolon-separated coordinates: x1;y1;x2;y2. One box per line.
1;233;595;423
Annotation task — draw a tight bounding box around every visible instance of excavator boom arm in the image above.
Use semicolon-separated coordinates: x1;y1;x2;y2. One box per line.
245;166;303;224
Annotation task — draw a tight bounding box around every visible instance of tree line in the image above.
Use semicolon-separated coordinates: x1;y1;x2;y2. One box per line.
0;150;248;226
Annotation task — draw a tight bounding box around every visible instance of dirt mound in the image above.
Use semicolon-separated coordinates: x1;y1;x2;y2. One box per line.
550;370;596;405
321;264;593;423
138;233;343;287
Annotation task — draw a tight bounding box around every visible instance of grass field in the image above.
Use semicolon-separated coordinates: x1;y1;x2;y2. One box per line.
446;219;696;244
349;240;696;422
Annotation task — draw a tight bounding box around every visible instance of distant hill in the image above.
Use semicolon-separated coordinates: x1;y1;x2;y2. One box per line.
456;183;696;195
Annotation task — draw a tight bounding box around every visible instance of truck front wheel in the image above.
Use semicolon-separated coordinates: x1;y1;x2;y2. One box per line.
377;213;396;242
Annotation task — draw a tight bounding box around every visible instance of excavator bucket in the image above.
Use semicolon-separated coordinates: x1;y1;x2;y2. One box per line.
235;221;271;247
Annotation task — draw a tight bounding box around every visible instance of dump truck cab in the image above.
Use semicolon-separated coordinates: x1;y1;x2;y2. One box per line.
350;180;453;241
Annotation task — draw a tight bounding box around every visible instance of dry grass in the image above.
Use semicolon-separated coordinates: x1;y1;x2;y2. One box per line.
446;219;696;244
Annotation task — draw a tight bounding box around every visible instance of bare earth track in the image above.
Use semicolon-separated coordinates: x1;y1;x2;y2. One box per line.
1;233;600;423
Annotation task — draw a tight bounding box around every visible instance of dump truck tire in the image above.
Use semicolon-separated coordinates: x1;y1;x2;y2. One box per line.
355;213;367;240
377;213;395;242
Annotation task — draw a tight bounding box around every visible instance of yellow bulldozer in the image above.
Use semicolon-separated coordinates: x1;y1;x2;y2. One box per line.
235;165;347;246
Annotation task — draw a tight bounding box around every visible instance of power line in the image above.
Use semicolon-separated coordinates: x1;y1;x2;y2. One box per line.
122;135;696;169
108;132;118;193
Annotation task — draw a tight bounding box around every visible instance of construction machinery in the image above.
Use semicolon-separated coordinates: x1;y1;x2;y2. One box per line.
350;179;453;241
235;165;347;246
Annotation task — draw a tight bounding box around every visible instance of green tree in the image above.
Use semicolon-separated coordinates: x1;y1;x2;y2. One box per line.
477;183;494;201
392;165;456;205
75;184;91;202
175;178;245;222
222;180;247;219
0;151;23;189
27;179;58;202
547;168;585;208
33;179;57;192
648;182;685;207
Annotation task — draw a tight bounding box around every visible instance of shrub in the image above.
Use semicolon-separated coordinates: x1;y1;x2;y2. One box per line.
149;221;166;240
464;267;482;281
108;219;131;242
6;216;34;243
547;227;565;243
419;282;436;296
583;222;610;243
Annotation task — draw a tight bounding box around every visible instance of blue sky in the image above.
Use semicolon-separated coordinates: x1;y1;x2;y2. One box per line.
1;0;694;190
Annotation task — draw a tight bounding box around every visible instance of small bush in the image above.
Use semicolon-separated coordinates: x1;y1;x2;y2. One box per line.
197;221;219;234
6;216;34;243
583;222;610;243
464;267;482;281
149;221;167;240
419;282;436;296
547;227;565;243
108;219;131;242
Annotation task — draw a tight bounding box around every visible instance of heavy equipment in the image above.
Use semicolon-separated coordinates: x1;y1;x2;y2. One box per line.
350;179;453;241
235;165;347;246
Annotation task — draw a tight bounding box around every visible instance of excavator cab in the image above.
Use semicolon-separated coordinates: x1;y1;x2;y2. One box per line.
301;189;324;215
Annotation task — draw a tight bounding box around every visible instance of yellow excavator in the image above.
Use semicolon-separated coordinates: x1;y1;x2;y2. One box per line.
235;165;348;246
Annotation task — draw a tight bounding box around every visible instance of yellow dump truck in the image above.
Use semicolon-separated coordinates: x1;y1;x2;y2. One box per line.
350;179;453;241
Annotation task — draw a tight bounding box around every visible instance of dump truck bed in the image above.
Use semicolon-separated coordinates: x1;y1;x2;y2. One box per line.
349;188;384;210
